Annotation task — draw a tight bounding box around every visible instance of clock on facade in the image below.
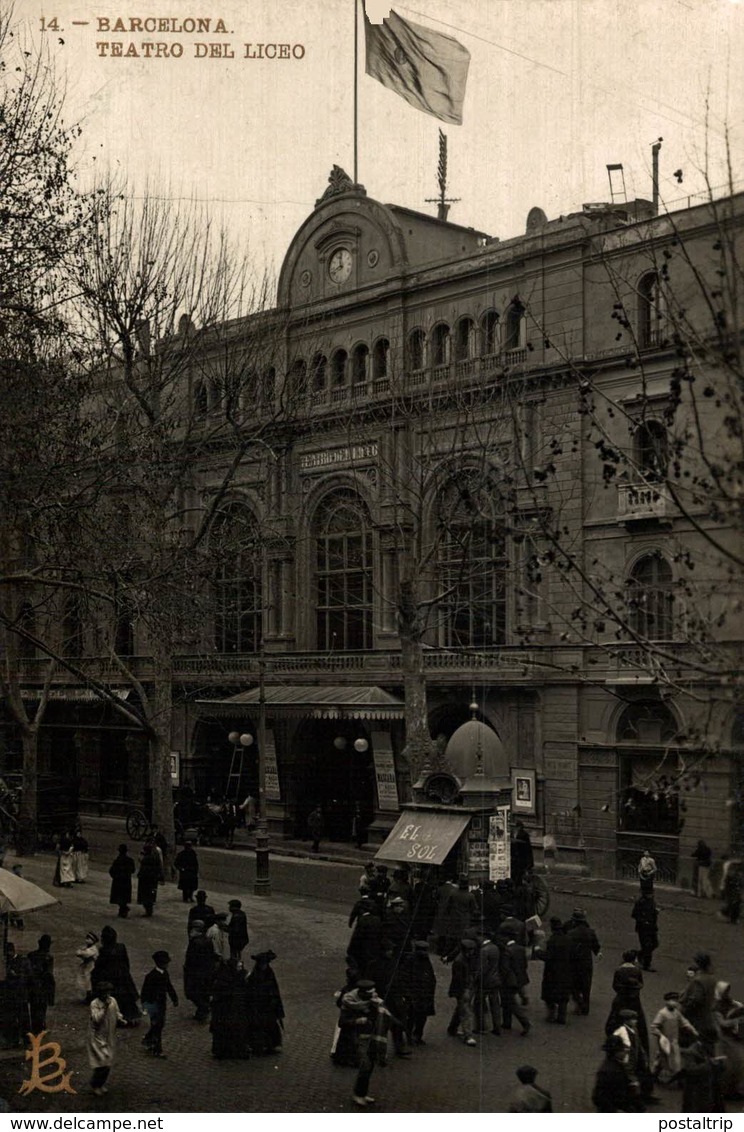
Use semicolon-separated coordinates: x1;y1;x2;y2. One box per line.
328;247;353;284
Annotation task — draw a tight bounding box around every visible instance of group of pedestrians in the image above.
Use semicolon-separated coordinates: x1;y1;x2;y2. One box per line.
108;836;200;918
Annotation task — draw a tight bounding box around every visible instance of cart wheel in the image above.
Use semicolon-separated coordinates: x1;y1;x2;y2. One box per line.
532;873;550;917
126;809;150;840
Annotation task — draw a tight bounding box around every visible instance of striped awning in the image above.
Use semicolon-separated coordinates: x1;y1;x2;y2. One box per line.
196;685;404;721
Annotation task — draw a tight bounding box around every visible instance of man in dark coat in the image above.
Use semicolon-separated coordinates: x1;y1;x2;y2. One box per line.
382;896;413;960
137;845;161;916
347;900;383;975
511;821;534;886
173;841;199;903
500;936;531;1034
593;1034;642;1112
227;899;249;960
680;951;719;1054
613;1008;657;1106
479;879;504;939
27;934;56;1034
410;870;438;940
108;844;135;918
402;941;436;1044
475;934;502;1035
244;950;285;1054
183;921;216;1021
2;944;31;1047
680;1042;726;1113
566;908;601;1014
435;875;478;958
631;892;659;971
539;916;572;1024
188;890;215;935
141;950;178;1057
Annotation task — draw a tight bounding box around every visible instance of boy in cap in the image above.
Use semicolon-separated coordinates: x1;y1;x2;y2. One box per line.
339;979;395;1107
141;951;178;1057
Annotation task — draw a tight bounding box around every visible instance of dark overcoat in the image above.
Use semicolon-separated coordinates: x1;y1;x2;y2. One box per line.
109;854;135;906
137;853;161;907
183;935;217;1004
174;846;199;894
540;930;573;1003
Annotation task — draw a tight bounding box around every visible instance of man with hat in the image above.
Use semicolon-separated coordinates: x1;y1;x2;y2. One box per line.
87;982;124;1097
347;896;383;974
565;908;601;1015
141;951;178;1058
592;1034;639;1112
537;917;572;1025
227;899;249;960
173;839;199;903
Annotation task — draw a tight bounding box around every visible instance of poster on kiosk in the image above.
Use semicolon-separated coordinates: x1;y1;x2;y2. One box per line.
488;805;511;881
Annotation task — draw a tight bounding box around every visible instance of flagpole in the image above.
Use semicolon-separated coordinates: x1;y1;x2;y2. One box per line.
353;0;359;183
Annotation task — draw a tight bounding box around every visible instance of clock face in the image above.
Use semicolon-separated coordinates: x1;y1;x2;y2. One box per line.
328;248;352;284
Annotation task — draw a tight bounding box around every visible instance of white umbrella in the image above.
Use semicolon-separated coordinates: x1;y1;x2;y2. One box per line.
0;868;58;916
0;868;58;958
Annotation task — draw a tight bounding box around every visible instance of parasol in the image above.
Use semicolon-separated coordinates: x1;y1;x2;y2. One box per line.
0;868;58;958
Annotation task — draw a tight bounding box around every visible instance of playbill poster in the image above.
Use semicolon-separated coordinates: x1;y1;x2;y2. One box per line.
2;0;744;1121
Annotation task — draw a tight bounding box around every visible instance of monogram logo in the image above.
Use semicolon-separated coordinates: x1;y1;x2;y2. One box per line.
19;1032;77;1096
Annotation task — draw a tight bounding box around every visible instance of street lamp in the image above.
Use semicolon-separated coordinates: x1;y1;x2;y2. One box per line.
254;648;270;896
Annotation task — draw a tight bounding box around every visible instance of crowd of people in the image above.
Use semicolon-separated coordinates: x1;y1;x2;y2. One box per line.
330;855;744;1112
2;827;743;1111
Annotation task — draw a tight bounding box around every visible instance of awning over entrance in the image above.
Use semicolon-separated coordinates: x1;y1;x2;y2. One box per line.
196;685;404;721
375;809;470;865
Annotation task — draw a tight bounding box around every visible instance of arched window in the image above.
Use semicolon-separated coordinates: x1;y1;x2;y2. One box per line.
194;381;208;417
503;299;526;352
634;420;668;481
314;490;373;651
16;601;36;660
286;358;307;406
481;310;500;356
627;553;674;639
372;338;389;380
331;349;348;387
638;272;666;348
114;598;134;657
311;354;327;392
408;329;426;371
213;505;262;654
437;470;507;647
454;317;476;362
431;323;451;368
352;343;369;385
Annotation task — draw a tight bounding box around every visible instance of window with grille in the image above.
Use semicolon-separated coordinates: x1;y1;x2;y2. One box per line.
213;506;262;654
315;491;373;651
627;553;673;639
437;473;507;647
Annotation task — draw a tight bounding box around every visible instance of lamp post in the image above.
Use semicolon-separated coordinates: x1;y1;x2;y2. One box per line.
254;648;271;896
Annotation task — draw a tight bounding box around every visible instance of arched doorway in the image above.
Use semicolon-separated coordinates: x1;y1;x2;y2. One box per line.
292;720;375;842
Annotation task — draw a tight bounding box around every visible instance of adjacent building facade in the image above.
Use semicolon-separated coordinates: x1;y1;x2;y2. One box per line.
5;167;744;883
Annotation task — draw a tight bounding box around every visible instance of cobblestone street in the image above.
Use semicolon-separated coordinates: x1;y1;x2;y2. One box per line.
1;846;742;1114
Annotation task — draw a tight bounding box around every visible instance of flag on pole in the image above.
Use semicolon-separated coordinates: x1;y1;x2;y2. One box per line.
364;7;470;125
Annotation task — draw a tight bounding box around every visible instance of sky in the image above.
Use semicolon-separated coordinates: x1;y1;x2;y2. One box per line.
16;0;744;288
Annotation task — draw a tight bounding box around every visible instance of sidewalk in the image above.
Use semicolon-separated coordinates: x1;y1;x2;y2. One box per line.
81;813;720;917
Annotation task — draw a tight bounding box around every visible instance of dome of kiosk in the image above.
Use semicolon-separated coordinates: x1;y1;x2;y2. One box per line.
444;720;509;782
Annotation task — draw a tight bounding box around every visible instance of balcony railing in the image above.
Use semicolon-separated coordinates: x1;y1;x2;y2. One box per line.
617;481;670;521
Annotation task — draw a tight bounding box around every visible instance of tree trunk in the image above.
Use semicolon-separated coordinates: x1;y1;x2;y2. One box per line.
147;661;176;849
400;632;432;786
16;723;39;855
